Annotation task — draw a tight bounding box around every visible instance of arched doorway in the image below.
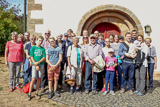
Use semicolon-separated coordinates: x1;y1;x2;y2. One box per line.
92;22;121;39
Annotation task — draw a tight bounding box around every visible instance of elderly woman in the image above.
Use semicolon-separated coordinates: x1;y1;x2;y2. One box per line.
5;32;25;92
67;37;84;94
18;34;24;43
134;35;148;96
145;37;157;93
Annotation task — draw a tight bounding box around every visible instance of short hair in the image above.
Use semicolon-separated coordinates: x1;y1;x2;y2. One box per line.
132;30;137;33
11;31;18;36
24;32;30;36
67;29;73;33
18;34;23;37
72;37;79;42
30;35;36;39
48;37;56;42
125;32;131;37
98;33;104;37
137;35;144;42
37;36;44;41
57;34;63;38
144;37;152;43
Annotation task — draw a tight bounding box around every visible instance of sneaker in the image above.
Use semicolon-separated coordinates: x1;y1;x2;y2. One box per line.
137;92;143;96
134;90;139;94
76;89;82;94
70;88;74;94
129;90;133;95
103;91;109;95
110;91;115;95
85;90;89;94
47;91;52;99
148;89;153;93
54;91;60;97
120;89;125;93
92;90;96;95
102;87;105;92
35;93;40;100
9;88;13;92
14;86;21;91
41;88;45;93
27;94;31;101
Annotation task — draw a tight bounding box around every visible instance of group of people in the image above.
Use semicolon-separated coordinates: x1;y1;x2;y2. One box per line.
5;29;157;101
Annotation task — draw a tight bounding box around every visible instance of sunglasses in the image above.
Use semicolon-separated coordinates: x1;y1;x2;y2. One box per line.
45;33;50;35
83;37;88;39
91;37;95;39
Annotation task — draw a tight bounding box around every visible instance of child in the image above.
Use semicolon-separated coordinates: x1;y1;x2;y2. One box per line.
103;48;117;95
46;37;62;99
27;36;46;101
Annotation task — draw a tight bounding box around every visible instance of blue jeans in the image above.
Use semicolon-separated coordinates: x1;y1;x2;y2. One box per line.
85;61;98;91
114;64;122;87
122;62;135;90
23;67;32;87
105;70;115;91
148;63;155;89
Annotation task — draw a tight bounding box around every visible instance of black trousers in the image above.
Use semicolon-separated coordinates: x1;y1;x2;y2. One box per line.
41;62;48;88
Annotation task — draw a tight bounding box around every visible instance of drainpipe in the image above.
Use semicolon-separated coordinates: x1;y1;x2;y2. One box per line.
24;0;26;33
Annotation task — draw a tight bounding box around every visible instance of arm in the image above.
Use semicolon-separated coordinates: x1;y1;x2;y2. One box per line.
113;62;117;68
5;48;8;67
55;54;62;67
67;46;72;68
46;55;52;66
154;57;157;69
118;43;125;56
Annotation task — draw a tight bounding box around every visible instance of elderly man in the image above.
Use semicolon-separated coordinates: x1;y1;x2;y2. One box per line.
94;31;99;41
131;30;137;43
41;29;51;93
84;34;102;95
24;32;30;48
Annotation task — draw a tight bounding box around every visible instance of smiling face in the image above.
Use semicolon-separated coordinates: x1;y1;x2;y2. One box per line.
18;35;24;42
125;33;131;42
105;38;110;46
108;52;114;57
109;35;114;43
45;31;51;39
57;34;63;41
24;32;30;41
73;38;79;47
12;35;18;42
37;38;43;46
90;36;96;44
114;35;119;42
145;39;151;47
137;36;143;43
132;31;137;39
30;36;36;44
49;39;56;47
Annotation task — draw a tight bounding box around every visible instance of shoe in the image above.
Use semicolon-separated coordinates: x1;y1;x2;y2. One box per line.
41;88;45;93
129;90;133;95
85;90;89;94
54;91;60;97
47;91;52;99
148;89;153;93
120;89;125;93
76;89;82;94
9;88;13;92
102;87;105;92
92;90;96;95
14;86;21;91
103;91;109;95
35;93;40;100
70;88;74;94
110;91;115;95
27;94;31;101
137;92;143;96
134;90;139;94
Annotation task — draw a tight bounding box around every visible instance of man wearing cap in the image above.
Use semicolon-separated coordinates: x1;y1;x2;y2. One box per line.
84;34;102;95
41;29;51;93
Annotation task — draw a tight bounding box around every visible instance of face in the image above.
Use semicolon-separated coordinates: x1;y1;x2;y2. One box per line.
37;38;43;46
98;36;103;41
114;35;119;42
94;31;99;38
125;34;131;42
119;39;124;43
64;35;69;41
109;52;114;57
132;31;137;39
45;31;51;39
57;35;63;40
83;36;88;42
71;34;76;39
90;37;96;44
18;35;24;42
83;30;88;36
73;39;79;46
24;33;30;41
11;35;18;42
30;37;36;44
137;36;143;43
49;39;56;47
67;31;72;35
105;39;110;46
109;36;114;43
145;39;151;46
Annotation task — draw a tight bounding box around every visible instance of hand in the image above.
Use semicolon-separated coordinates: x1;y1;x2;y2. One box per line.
154;64;157;69
5;61;8;67
125;53;131;58
69;64;72;69
106;64;110;67
33;62;38;66
22;59;25;64
27;55;31;59
51;65;57;70
29;61;32;66
132;53;137;59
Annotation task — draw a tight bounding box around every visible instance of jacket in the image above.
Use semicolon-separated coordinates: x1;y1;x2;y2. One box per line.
93;55;105;72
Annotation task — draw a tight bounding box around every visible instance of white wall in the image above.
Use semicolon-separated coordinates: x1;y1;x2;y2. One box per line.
31;0;160;71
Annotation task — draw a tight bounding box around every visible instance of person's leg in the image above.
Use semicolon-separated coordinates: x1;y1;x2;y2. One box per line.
128;63;135;91
58;62;64;87
28;66;32;82
117;64;122;87
8;62;14;89
110;71;115;91
75;66;82;93
29;65;37;94
84;61;92;91
105;70;110;91
139;65;147;94
148;63;154;89
23;70;29;87
114;66;118;87
135;67;140;92
121;62;129;90
15;62;21;87
36;77;41;93
93;72;98;91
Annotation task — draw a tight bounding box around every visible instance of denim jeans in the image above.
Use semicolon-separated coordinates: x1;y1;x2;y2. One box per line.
23;67;32;87
105;70;115;91
114;64;122;87
85;61;98;91
148;63;155;89
122;62;135;90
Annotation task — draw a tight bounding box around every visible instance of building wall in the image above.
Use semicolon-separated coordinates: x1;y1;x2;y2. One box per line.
27;0;160;71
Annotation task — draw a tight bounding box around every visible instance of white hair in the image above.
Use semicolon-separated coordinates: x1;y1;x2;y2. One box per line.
11;31;18;36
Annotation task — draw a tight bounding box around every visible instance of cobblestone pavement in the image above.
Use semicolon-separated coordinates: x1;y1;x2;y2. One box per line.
41;80;160;107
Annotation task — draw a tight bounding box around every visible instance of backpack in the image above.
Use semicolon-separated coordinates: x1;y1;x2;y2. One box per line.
21;82;30;93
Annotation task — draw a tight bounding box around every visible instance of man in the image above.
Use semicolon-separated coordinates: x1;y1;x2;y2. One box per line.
118;32;135;95
131;30;137;43
24;32;30;48
96;33;105;47
119;35;124;43
41;29;51;93
94;31;99;41
84;34;102;95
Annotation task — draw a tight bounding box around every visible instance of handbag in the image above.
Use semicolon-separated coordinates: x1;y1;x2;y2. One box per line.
66;66;75;79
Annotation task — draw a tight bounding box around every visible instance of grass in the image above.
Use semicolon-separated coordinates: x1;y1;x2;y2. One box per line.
0;87;3;91
49;103;59;107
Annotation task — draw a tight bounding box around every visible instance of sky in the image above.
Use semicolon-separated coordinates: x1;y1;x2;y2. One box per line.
7;0;25;15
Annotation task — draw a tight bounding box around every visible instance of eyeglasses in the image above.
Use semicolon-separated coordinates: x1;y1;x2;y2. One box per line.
83;37;88;39
91;37;95;39
64;36;68;37
45;33;50;35
25;35;29;36
31;38;36;40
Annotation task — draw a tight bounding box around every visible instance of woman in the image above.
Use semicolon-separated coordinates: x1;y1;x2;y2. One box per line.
67;37;84;94
110;34;122;89
145;37;157;93
18;34;24;43
5;31;25;92
109;34;114;44
70;33;76;42
134;35;148;96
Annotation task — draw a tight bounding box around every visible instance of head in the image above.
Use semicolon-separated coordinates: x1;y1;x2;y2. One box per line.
94;31;99;38
90;34;96;44
114;34;119;43
24;32;30;41
137;35;144;43
73;37;79;47
57;34;63;41
67;29;73;36
36;36;44;46
131;30;137;40
145;38;152;47
11;31;18;42
82;34;89;45
119;35;124;43
98;33;104;41
109;34;114;43
48;37;56;47
44;29;51;40
18;34;24;42
30;35;36;44
108;48;114;57
70;33;76;39
64;33;69;41
83;30;88;36
125;32;131;42
105;38;110;47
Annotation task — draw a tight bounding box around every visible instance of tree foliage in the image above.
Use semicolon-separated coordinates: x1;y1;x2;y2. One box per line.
0;0;24;55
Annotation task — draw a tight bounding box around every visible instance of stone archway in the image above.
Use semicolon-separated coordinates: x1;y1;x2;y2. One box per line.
76;4;143;36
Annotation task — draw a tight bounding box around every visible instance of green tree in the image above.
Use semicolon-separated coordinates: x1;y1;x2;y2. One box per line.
0;0;23;55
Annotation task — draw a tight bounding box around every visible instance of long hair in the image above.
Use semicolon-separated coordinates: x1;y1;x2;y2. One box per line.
81;34;89;46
